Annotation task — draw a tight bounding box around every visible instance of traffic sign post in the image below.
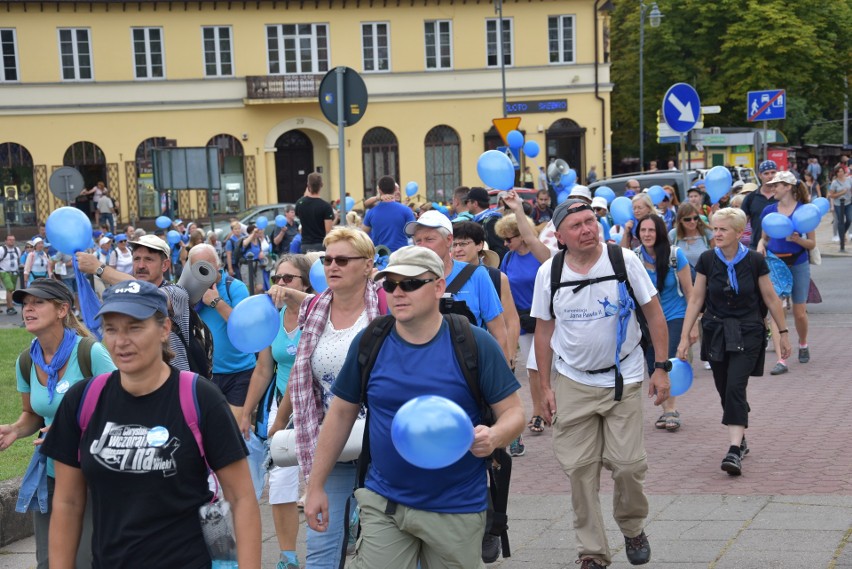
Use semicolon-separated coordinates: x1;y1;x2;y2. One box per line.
48;167;85;204
496;146;520;170
747;90;785;122
662;83;701;197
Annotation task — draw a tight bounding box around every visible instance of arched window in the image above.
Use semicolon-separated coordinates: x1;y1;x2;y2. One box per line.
64;141;107;219
206;134;245;213
0;142;35;226
362;127;399;198
135;137;171;218
424;125;460;203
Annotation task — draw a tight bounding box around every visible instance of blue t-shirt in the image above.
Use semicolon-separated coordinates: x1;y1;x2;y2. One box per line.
642;248;689;321
363;202;415;252
446;261;503;327
761;202;809;266
332;321;520;513
16;336;116;477
197;273;257;373
499;251;541;311
270;306;301;395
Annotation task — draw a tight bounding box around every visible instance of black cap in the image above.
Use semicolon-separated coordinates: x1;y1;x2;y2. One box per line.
13;278;75;306
552;199;594;231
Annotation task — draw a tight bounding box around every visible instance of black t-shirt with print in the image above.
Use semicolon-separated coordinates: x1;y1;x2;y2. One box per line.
41;368;247;569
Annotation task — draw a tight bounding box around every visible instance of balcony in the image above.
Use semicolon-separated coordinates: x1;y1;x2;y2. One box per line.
245;74;323;102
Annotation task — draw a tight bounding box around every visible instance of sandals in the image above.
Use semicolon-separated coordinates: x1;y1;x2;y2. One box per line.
528;415;545;435
654;411;681;432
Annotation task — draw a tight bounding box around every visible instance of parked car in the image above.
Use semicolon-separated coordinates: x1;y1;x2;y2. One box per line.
588;171;701;202
198;203;295;240
487;187;539;208
697;166;757;185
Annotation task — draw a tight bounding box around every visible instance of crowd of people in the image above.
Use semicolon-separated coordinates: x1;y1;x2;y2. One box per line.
0;160;832;568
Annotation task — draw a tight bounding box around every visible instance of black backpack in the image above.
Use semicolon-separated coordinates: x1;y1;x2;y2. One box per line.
18;336;96;382
549;243;651;401
349;313;513;561
166;284;214;378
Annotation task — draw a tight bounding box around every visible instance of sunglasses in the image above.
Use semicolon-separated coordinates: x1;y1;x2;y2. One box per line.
681;216;699;222
381;277;436;293
503;234;521;243
270;273;301;285
321;255;366;267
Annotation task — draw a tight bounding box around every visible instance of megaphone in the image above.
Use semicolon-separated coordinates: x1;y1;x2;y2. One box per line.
547;159;570;184
178;260;219;305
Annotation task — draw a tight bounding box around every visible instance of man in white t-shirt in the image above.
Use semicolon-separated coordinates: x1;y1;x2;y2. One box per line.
530;199;670;569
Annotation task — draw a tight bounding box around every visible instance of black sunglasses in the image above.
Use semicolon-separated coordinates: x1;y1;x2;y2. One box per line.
271;273;301;284
381;278;436;293
322;255;366;267
681;216;699;222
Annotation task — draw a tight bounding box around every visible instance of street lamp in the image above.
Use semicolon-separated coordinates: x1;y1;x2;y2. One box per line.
639;2;663;172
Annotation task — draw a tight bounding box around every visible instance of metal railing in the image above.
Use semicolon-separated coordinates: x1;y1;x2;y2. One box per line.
245;75;323;100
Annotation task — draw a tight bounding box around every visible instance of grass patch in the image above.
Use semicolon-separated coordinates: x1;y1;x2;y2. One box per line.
0;327;39;481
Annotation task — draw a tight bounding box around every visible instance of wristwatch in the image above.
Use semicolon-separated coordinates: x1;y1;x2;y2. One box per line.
654;360;673;372
95;263;107;277
209;296;222;308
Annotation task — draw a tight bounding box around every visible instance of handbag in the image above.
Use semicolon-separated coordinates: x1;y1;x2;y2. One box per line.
806;279;822;304
809;246;821;266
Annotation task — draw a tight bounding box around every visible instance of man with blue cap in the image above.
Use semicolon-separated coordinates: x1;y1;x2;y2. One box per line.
741;160;778;248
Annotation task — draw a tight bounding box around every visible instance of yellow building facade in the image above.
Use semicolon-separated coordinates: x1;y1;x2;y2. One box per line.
0;0;612;227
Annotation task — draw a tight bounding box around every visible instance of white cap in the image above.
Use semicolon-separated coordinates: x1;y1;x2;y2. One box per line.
568;184;592;201
591;196;608;210
99;236;112;246
404;210;453;236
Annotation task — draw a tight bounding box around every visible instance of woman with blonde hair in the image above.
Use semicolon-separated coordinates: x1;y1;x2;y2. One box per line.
621;193;656;249
0;279;116;568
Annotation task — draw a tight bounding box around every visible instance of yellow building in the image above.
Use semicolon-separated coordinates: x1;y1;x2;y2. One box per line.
0;0;612;228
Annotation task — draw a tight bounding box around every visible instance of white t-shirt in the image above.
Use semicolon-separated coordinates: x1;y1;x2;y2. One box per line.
97;196;114;214
530;245;657;388
112;247;133;275
311;310;369;412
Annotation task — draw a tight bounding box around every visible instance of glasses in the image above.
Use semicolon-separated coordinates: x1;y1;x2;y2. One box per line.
381;278;436;293
682;216;699;222
503;234;521;243
271;273;301;285
322;255;366;267
452;240;474;248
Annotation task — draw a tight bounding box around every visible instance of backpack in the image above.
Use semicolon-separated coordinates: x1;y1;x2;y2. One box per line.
439;263;478;325
167;284;214;378
632;245;683;297
549;243;651;401
1;244;21;267
351;313;513;561
18;336;97;383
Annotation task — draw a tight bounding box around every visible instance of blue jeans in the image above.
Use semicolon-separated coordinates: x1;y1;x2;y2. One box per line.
644;318;684;374
305;462;357;569
835;202;852;247
100;212;115;234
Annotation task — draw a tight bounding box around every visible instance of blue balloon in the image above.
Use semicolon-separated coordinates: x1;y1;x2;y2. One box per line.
46;207;93;255
595;186;616;204
669;358;694;397
345;196;355;211
523;140;540;158
391;395;474;470
610;232;623;245
275;214;287;228
705;166;733;205
155;216;172;229
647;185;667;206
556;190;570;204
812;197;830;216
562;168;578;187
255;215;269;230
610;196;634;226
167;230;182;245
405;181;419;197
762;212;794;239
792;203;821;234
477;150;515;190
227;294;280;353
506;130;524;151
309;258;327;293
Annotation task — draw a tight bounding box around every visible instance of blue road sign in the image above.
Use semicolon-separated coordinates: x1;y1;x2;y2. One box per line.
496;146;520;170
747;89;786;122
662;83;701;133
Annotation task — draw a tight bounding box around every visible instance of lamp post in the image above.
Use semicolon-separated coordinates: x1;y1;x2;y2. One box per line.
639;2;662;172
495;0;507;117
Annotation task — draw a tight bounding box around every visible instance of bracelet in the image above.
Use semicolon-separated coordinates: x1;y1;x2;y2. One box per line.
778;329;789;334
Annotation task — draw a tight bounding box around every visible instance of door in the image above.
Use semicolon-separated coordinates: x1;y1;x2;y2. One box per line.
545;119;586;182
275;130;314;203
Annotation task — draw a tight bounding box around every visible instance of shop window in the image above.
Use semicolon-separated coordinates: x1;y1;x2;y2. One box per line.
0;142;35;226
424;125;460;202
362;127;399;198
206;134;244;214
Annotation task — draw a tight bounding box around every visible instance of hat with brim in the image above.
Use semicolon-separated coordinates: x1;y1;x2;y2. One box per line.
95;280;168;320
129;234;170;257
12;278;75;306
479;248;500;269
766;171;797;186
404;210;453;236
740;183;758;194
374;246;445;281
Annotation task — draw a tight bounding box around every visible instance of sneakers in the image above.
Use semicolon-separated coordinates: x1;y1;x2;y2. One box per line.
624;530;651;565
721;451;742;476
702;361;712;370
276;557;300;569
5;307;16;315
833;235;840;242
576;558;607;568
770;362;788;375
798;347;810;364
482;533;501;564
509;435;525;457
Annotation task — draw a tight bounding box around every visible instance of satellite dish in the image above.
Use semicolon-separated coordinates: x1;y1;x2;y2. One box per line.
547;159;570;184
48;167;85;203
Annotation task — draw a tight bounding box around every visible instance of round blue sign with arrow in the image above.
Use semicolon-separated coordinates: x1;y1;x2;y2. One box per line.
662;83;701;133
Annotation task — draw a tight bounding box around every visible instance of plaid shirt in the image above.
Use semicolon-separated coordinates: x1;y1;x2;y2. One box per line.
290;280;382;478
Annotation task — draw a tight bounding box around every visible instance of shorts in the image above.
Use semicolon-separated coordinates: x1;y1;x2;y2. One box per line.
788;261;810;305
0;271;16;292
267;398;300;504
211;368;253;406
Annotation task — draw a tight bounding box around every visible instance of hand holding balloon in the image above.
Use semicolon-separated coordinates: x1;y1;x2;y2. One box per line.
227;294;280;353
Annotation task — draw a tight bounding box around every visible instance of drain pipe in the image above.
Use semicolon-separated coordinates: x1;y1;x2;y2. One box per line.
594;0;609;177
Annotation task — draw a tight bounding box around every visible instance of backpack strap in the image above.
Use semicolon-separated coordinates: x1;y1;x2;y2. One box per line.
17;348;32;385
77;372;113;461
444;313;482;417
177;371;206;462
549;249;566;319
670;246;683;297
445;263;477;295
77;336;96;378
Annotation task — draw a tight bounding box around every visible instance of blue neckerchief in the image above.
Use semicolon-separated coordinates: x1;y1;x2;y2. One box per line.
30;328;77;404
473;209;502;223
714;243;749;294
640;246;655;266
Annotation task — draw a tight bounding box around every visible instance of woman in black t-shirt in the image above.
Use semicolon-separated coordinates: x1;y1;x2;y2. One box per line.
676;208;790;478
42;280;261;569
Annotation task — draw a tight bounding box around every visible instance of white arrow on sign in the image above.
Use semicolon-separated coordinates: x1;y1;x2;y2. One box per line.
668;93;696;123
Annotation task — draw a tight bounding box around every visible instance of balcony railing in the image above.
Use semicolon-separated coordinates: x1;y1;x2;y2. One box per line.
245;75;323;100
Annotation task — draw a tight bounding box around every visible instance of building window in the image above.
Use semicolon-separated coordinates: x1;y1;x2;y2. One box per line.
0;142;35;227
266;24;329;75
207;134;245;214
362;127;399;198
361;22;390;73
202;26;233;77
132;27;165;79
424;125;460;202
486;18;512;68
1;29;19;82
58;28;92;81
136;137;171;218
424;20;452;70
548;15;575;64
